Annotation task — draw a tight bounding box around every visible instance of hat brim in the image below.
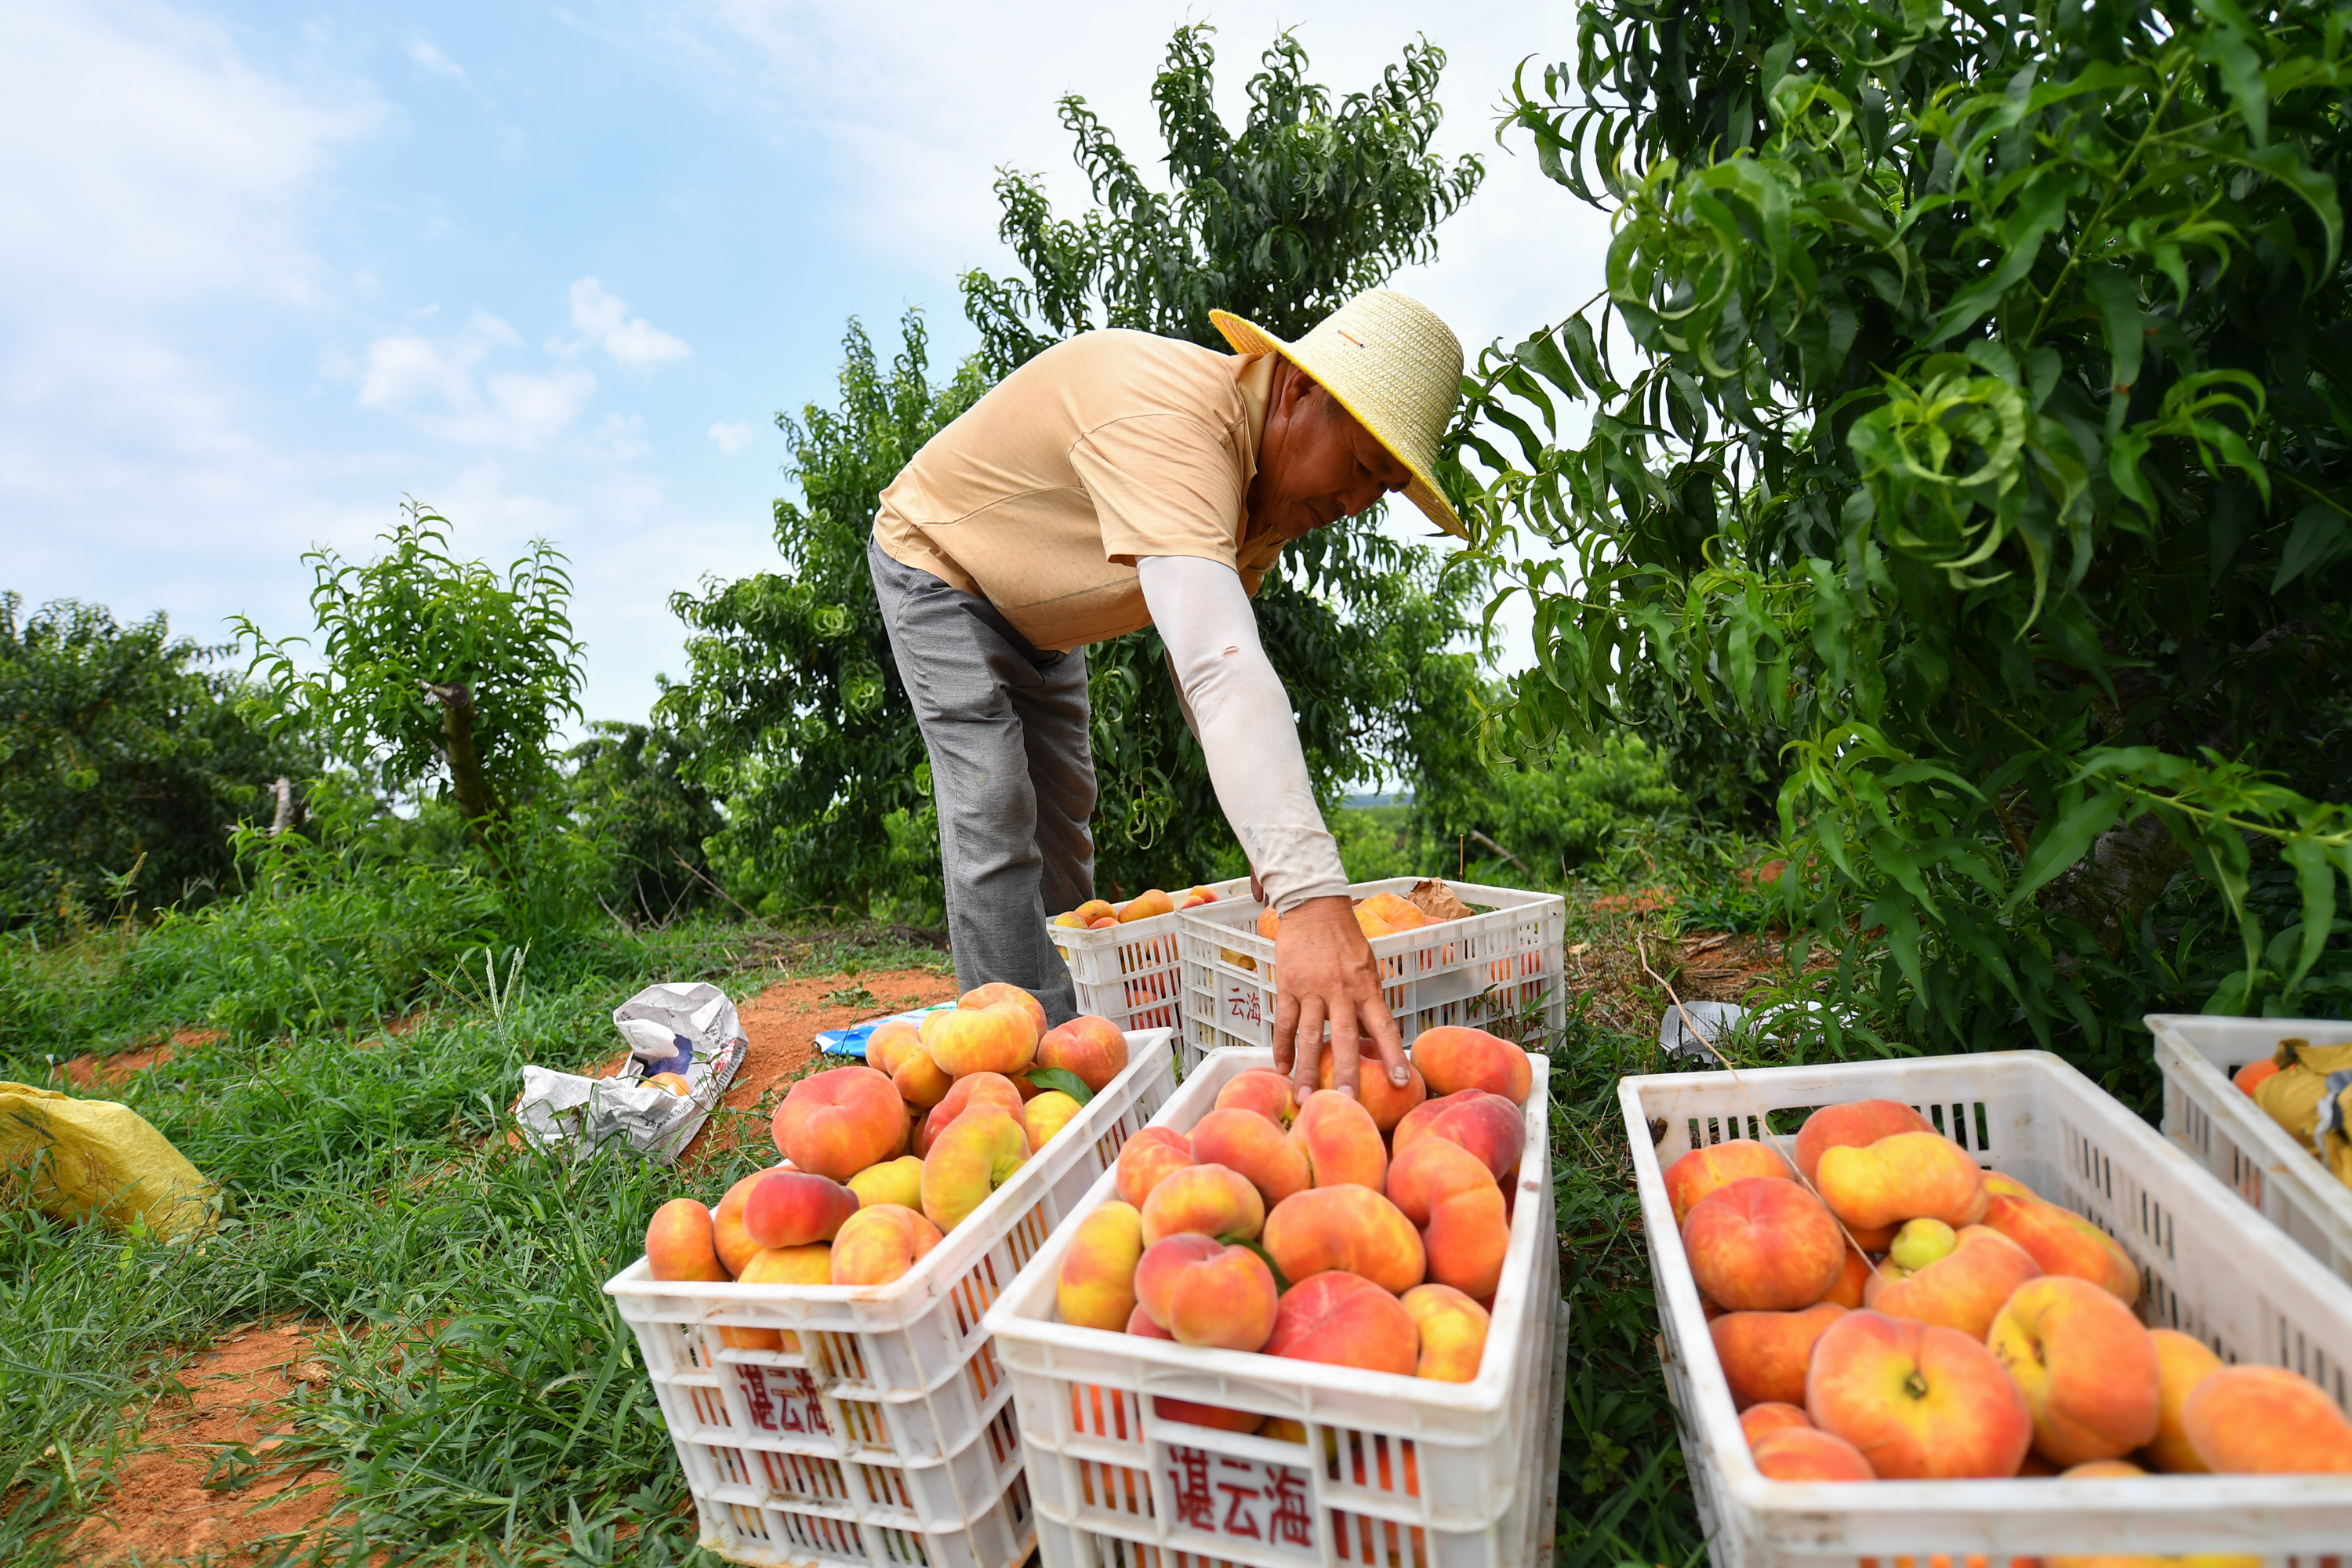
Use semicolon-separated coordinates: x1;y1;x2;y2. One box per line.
1210;308;1466;539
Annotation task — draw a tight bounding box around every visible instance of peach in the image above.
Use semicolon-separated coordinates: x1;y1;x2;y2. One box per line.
1683;1177;1846;1312
1036;1014;1128;1092
1864;1225;2042;1341
1133;1233;1278;1350
847;1155;924;1214
1189;1108;1309;1208
1184;884;1218;904
960;982;1048;1040
869;1025;953;1107
1823;1247;1872;1309
1140;1162;1266;1245
1357;890;1427;929
1806;1309;2034;1479
1316;1050;1428;1130
1423;1181;1510;1298
1215;1069;1301;1128
1257;907;1281;940
1056;1201;1145;1330
923;1002;1038;1078
1795;1099;1936;1184
1400;1283;1489;1381
1114;1127;1195;1207
1052;911;1087;928
1661;1138;1795;1225
1980;1193;2139;1305
1123;1305;1266;1431
2142;1328;2222;1472
1288;1090;1388;1189
2234;1058;2281;1096
1264;1271;1418;1376
1387;1134;1497;1229
1023;1091;1084;1150
773;1066;907;1180
1740;1403;1815;1445
865;1017;920;1072
729;1241;831;1349
920;1071;1025;1153
2183;1364;2352;1473
1711;1302;1848;1409
1410;1025;1533;1105
743;1171;860;1249
920;1109;1029;1232
830;1203;942;1286
1263;1184;1425;1294
1118;889;1175;922
717;1323;786;1351
711;1174;768;1276
2059;1458;2146;1479
645;1198;729;1282
1981;1171;2035;1201
1816;1131;1989;1232
1088;916;1118;929
645;1072;691;1095
1392;1089;1526;1180
1751;1425;1875;1481
1988;1276;2161;1467
1072;898;1115;924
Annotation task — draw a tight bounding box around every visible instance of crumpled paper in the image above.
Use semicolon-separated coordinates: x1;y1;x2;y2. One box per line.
514;982;746;1166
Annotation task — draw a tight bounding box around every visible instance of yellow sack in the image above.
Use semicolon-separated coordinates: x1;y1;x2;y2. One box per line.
2250;1040;2352;1194
0;1082;217;1240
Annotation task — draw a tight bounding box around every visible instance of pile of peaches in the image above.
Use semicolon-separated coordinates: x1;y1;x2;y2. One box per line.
639;982;1131;1328
1054;886;1221;929
1050;1025;1537;1427
1671;1100;2352;1491
1255;888;1439;943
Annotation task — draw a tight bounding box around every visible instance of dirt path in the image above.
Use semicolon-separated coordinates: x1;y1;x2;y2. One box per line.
68;1321;343;1566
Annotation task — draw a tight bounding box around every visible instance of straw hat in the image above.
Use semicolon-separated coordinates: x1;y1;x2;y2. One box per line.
1211;288;1466;538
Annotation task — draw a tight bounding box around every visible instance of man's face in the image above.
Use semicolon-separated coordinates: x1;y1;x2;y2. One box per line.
1250;364;1414;541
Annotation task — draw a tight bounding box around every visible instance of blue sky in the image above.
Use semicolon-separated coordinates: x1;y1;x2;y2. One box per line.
3;0;1607;730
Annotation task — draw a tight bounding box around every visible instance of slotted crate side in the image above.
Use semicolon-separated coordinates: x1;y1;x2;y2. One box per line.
1174;879;1566;1070
693;1463;1034;1568
2151;1012;2352;1287
987;1047;1564;1568
1049;877;1254;1033
1624;1051;2352;1567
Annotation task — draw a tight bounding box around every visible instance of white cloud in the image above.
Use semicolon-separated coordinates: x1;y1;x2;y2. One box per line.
407;36;467;81
357;312;597;449
567;278;691;368
707;420;757;454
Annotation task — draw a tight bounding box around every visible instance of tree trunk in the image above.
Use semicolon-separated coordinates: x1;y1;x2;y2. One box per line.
421;681;499;839
2039;810;2190;959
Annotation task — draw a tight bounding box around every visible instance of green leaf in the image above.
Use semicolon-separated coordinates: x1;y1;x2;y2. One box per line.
2008;792;2126;909
1025;1067;1094;1105
2279;836;2339;997
2270;500;2350;592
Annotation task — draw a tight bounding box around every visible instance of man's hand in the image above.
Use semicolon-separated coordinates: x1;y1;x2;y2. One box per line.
1270;895;1408;1101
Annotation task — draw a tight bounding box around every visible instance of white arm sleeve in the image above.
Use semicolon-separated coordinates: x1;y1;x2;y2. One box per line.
1136;554;1350;912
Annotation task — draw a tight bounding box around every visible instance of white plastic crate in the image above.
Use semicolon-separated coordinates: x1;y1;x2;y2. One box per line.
1174;878;1566;1071
1047;877;1254;1036
606;1029;1176;1567
984;1047;1565;1568
1621;1049;2352;1567
2152;1011;2352;1287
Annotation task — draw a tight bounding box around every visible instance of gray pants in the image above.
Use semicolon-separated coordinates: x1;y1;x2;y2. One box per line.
868;535;1094;1025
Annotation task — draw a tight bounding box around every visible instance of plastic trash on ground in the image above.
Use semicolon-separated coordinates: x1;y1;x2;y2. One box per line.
514;982;746;1166
0;1081;218;1240
813;1004;956;1060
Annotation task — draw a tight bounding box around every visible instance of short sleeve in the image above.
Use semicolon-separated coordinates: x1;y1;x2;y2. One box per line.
1072;413;1247;570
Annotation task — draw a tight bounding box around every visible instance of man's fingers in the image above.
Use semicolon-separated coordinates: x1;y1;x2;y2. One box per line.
1328;1005;1362;1102
1288;999;1327;1097
1271;986;1299;1076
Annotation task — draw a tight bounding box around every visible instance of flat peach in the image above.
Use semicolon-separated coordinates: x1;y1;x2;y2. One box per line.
773;1066;907;1180
1288;1090;1387;1189
1423;1181;1510;1298
645;1198;729;1282
1114;1127;1194;1207
1036;1015;1128;1091
1739;1403;1814;1445
2183;1364;2352;1473
1133;1233;1278;1351
1795;1099;1936;1184
1662;1138;1794;1225
711;1173;767;1276
830;1204;942;1287
1316;1050;1427;1131
923;1002;1038;1078
1124;1305;1265;1431
1214;1069;1301;1128
920;1071;1025;1154
1980;1192;2139;1305
1751;1426;1875;1481
743;1170;862;1250
1864;1225;2041;1341
1410;1025;1532;1105
2059;1459;2146;1478
959;982;1048;1040
2142;1328;2222;1473
1139;1162;1265;1245
1262;1184;1426;1295
1711;1302;1847;1409
1806;1309;2032;1479
1822;1247;1871;1309
1400;1283;1489;1382
1392;1089;1526;1179
1118;889;1174;923
1055;1201;1145;1330
920;1109;1029;1232
1072;898;1114;924
848;1152;923;1216
1386;1134;1497;1229
869;1021;952;1106
1683;1177;1846;1312
1987;1276;2160;1467
1189;1107;1310;1208
1022;1090;1084;1150
1816;1131;1989;1232
1264;1271;1417;1376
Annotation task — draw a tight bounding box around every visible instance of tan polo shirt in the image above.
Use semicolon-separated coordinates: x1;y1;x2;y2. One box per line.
872;329;1280;652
